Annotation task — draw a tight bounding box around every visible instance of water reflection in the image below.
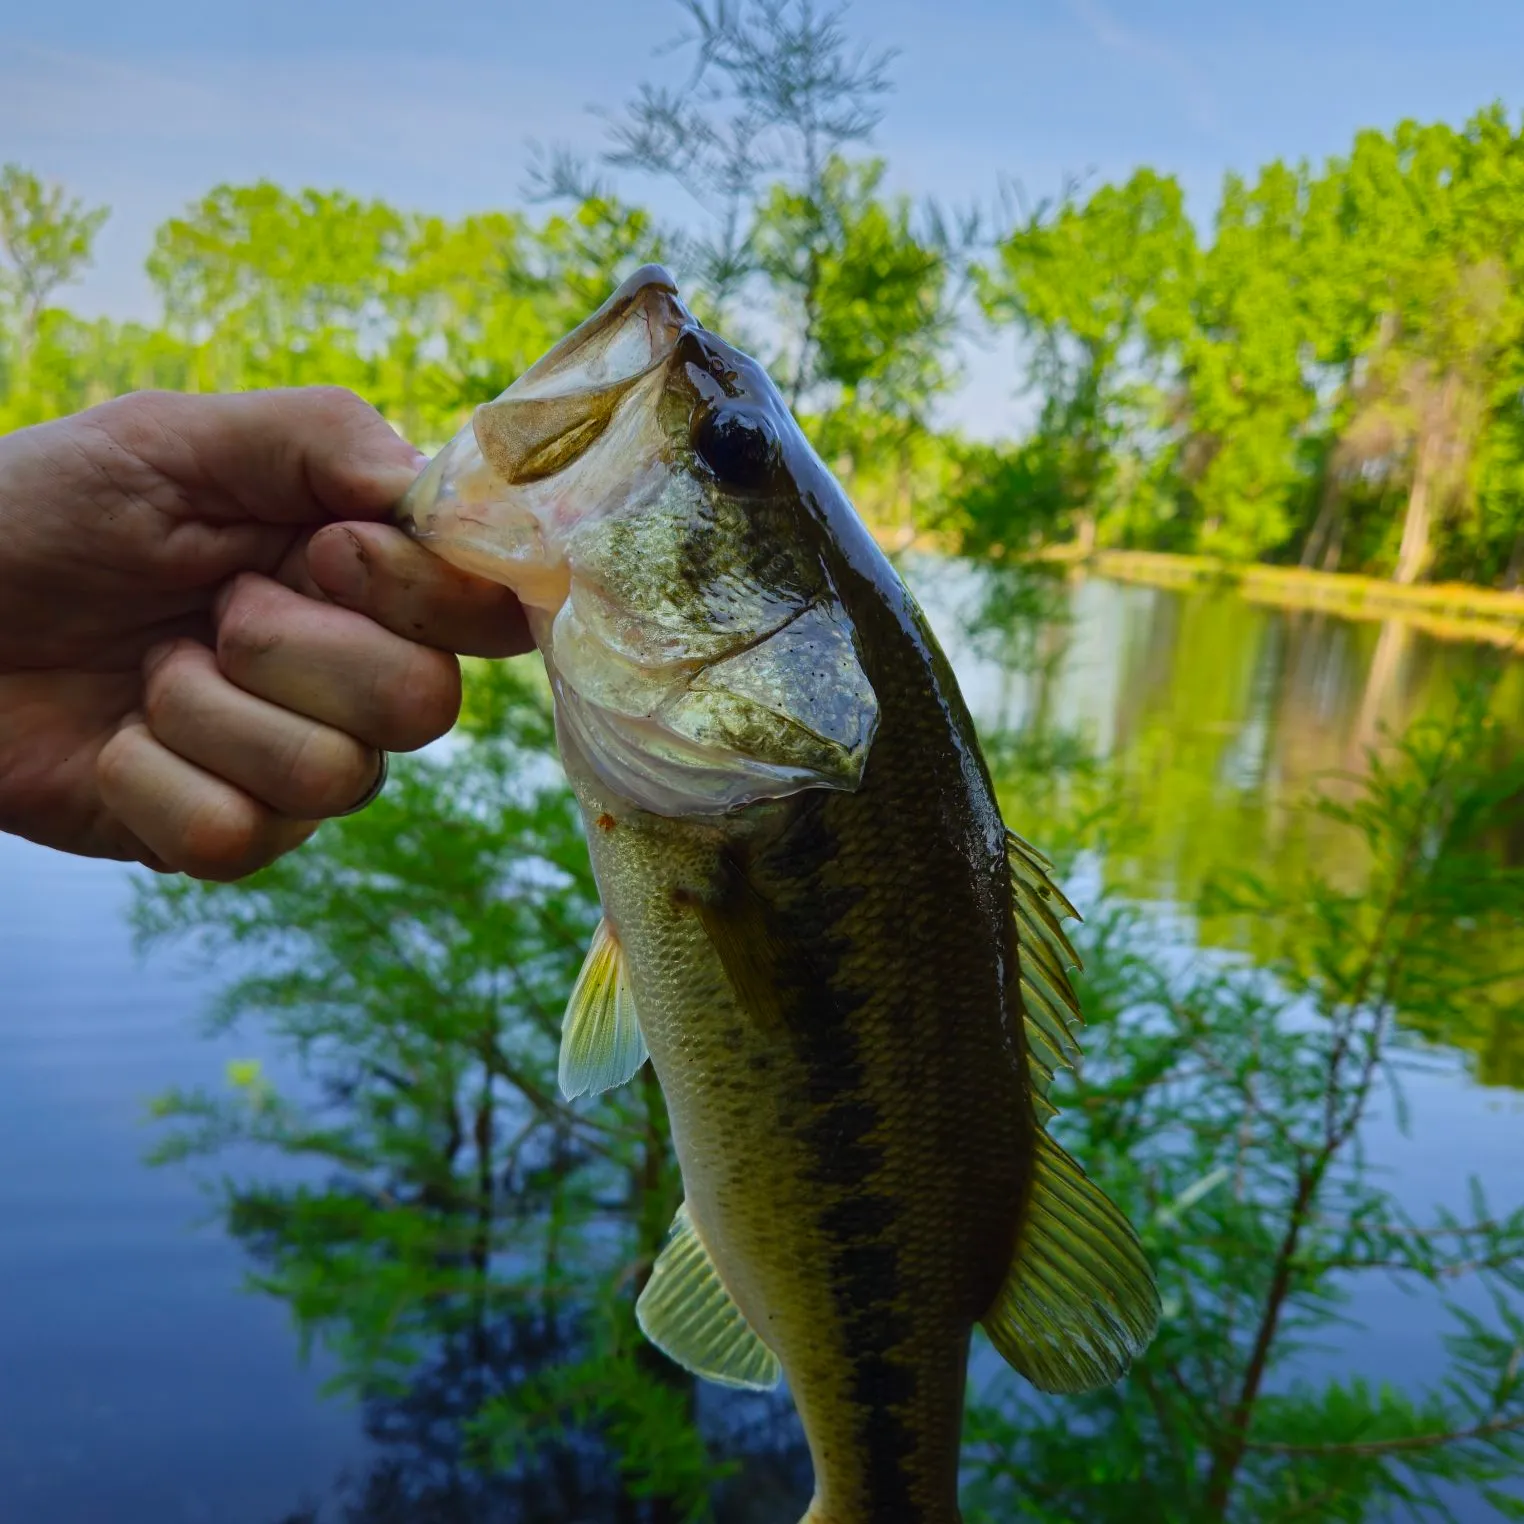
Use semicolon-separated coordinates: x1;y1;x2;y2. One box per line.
273;1310;809;1523
124;565;1524;1521
918;563;1524;1087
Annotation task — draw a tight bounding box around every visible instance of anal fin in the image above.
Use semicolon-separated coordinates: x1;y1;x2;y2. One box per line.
981;1128;1160;1393
636;1203;782;1391
559;917;649;1100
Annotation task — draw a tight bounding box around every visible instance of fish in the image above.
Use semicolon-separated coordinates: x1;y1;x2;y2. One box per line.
397;264;1159;1524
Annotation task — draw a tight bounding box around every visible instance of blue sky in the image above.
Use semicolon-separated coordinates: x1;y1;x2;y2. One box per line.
5;0;1523;434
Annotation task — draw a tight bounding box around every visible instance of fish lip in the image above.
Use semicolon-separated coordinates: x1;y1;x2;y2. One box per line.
509;262;693;402
393;264;694;544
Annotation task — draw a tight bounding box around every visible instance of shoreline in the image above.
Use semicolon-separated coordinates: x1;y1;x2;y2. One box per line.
1039;547;1524;649
865;528;1524;649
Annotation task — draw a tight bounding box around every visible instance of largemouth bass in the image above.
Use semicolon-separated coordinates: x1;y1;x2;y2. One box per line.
398;265;1159;1524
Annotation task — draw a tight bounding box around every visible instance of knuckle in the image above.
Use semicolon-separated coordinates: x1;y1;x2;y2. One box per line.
178;794;266;882
142;644;201;729
216;584;283;672
285;729;371;815
98;389;172;439
94;727;141;798
304;385;372;425
378;648;460;750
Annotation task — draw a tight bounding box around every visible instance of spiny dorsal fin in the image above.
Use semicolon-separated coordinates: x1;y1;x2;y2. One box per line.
558;917;649;1100
636;1203;782;1391
1006;829;1085;1107
981;1128;1160;1392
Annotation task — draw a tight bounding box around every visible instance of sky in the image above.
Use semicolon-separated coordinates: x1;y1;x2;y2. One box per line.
5;0;1524;436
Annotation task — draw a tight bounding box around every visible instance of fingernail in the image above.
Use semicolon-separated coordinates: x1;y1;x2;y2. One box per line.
408;449;430;473
142;641;174;676
320;527;369;603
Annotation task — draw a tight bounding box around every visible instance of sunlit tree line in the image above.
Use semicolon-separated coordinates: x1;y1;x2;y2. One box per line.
8;71;1524;590
977;109;1524;587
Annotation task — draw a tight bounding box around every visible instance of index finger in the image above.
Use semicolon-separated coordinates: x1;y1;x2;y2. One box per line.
302;521;532;659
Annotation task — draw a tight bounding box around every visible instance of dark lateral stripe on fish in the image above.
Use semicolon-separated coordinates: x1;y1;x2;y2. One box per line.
757;797;922;1517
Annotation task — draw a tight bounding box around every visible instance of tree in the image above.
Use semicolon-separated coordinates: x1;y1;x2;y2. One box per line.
136;665;757;1521
561;0;896;332
1174;161;1321;562
977;168;1197;554
752;154;961;535
143;181;659;448
147;182;407;395
0;164;109;385
965;684;1524;1522
1310;123;1522;584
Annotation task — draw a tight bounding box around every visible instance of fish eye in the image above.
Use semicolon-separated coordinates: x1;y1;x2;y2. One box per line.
693;407;778;490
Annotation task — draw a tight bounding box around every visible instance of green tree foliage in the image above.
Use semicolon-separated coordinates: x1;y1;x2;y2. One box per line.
752;154;959;534
143;183;659;449
0;164;109;372
975;106;1524;585
546;0;968;533
967;679;1524;1523
129;573;1524;1521
977;168;1198;553
1173;162;1320;562
135;665;786;1520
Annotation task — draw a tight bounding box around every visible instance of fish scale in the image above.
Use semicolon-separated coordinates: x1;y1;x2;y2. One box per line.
399;263;1160;1524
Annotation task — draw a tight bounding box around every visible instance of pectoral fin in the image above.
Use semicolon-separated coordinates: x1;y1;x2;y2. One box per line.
981;1128;1160;1392
558;917;648;1100
636;1203;782;1391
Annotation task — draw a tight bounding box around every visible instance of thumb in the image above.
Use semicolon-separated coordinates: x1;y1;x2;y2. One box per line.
99;385;430;526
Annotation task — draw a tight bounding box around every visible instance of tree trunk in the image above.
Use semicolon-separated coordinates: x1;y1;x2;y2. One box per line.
1394;374;1458;585
1300;475;1339;569
1320;504;1346;574
1503;530;1524;591
1073;509;1097;558
1394;462;1433;585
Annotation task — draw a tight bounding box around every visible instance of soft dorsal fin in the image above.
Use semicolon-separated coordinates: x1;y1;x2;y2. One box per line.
981;1128;1160;1392
636;1203;782;1391
1006;829;1085;1117
558;917;649;1100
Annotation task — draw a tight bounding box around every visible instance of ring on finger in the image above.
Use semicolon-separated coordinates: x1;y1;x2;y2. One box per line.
335;749;389;817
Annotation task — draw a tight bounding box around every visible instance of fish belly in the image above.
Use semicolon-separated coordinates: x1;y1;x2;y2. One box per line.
583;797;1025;1524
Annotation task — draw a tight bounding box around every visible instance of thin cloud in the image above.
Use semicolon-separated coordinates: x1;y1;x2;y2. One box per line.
1065;0;1221;136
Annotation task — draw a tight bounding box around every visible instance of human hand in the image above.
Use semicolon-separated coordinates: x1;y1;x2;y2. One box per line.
0;386;529;879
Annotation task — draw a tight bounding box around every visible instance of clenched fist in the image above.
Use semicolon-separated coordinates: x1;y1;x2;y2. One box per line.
0;386;529;879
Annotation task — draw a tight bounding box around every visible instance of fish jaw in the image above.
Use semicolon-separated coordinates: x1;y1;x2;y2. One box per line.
395;263;692;617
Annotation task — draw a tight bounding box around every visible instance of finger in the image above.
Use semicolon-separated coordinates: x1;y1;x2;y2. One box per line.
305;522;532;658
96;715;317;882
142;639;383;819
94;386;427;527
215;573;460;751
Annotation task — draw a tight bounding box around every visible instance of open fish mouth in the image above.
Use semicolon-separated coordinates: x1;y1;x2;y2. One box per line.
506;263;692;407
395;264;694;607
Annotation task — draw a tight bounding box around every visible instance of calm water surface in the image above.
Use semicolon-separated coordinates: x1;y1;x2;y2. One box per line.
1;571;1519;1522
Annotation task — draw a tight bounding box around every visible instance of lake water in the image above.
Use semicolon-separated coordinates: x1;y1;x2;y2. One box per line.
1;570;1520;1523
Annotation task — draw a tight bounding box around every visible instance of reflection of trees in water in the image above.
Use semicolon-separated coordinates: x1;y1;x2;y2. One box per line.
134;670;814;1524
272;1306;811;1524
957;572;1524;1085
